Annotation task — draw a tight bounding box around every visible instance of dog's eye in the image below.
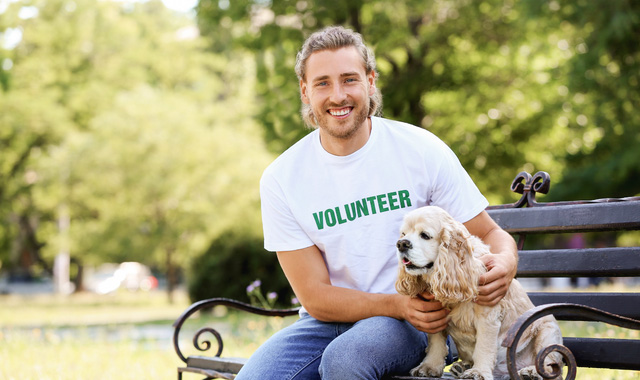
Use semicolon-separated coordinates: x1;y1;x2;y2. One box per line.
400;232;406;237
420;232;431;240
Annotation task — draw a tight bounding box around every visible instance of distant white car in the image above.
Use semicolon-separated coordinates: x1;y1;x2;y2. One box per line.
85;262;158;294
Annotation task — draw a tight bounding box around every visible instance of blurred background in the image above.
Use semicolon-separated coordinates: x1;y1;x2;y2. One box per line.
1;0;639;378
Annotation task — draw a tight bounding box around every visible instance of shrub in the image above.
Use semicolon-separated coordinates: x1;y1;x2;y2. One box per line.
187;229;295;308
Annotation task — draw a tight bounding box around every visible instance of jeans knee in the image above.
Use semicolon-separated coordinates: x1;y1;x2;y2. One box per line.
319;344;377;380
318;317;428;380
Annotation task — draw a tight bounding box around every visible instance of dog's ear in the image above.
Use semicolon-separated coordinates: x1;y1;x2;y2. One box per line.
431;218;480;304
395;263;427;297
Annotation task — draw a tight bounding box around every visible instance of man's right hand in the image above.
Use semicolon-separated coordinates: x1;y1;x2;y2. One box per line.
401;292;450;333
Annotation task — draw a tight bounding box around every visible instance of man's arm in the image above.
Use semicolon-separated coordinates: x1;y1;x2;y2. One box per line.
276;246;449;333
463;210;518;306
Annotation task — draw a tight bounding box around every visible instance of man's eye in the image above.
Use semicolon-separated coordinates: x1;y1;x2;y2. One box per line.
420;232;431;240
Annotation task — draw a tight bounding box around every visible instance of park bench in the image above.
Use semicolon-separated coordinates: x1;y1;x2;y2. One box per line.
172;171;640;380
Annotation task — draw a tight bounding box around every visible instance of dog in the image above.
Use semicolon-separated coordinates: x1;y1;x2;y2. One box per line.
395;206;563;380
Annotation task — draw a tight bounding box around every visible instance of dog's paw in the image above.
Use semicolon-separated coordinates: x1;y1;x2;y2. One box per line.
518;366;542;380
450;361;472;378
543;354;564;379
410;364;444;378
461;368;492;380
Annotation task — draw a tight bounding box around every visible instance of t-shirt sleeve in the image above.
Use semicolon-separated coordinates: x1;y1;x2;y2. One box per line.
260;170;315;252
429;142;489;223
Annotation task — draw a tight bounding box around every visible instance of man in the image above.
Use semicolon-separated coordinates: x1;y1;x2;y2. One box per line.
236;26;518;380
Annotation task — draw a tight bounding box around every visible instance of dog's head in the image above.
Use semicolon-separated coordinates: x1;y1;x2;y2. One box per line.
395;206;484;305
395;206;444;277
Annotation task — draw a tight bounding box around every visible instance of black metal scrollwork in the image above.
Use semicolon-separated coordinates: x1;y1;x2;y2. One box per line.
172;298;300;364
535;344;576;380
193;327;224;357
503;303;640;380
510;171;551;208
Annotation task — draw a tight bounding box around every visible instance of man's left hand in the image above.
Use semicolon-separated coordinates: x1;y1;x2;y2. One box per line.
476;253;517;306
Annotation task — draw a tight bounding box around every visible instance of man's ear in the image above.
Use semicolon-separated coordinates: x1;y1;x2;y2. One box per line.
367;70;376;96
300;79;310;104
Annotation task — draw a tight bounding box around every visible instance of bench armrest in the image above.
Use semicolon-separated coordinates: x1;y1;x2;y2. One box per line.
501;303;640;380
172;297;300;363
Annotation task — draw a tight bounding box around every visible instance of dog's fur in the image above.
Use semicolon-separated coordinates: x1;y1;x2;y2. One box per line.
395;206;563;380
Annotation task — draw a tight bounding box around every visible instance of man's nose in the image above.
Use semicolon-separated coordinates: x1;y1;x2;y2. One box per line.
329;83;347;103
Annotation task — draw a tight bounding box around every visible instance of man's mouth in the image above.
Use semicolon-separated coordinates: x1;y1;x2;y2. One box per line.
328;107;353;118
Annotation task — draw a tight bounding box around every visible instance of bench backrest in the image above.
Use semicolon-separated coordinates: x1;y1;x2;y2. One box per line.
486;181;640;371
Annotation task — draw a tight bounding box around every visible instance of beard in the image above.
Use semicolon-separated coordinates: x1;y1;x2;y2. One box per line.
313;99;370;140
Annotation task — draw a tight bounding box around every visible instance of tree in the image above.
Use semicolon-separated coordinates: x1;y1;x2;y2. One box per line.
195;0;599;204
34;84;272;299
1;0;274;300
523;0;640;200
1;1;76;278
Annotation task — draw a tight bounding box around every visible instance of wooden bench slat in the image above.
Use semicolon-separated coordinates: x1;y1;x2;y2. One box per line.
564;337;640;370
186;356;246;373
528;293;640;320
178;366;235;380
517;247;640;277
487;201;640;233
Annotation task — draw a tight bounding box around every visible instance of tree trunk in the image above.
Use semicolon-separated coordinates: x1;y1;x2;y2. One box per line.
166;246;176;304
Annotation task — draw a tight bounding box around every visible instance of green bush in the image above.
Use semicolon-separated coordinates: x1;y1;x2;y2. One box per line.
187;229;296;308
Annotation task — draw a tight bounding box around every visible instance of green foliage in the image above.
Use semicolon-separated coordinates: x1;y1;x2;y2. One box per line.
196;0;640;204
187;229;294;306
0;0;274;289
2;0;639;297
523;0;640;200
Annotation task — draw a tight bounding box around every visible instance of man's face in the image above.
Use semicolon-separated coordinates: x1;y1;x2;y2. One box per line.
300;47;376;141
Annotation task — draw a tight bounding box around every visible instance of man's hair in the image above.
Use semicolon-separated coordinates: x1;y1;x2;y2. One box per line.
295;26;383;129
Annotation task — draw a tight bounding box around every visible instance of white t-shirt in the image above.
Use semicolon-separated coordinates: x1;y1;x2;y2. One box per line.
260;116;488;302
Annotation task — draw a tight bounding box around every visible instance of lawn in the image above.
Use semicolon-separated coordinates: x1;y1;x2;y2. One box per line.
0;290;295;380
0;289;638;380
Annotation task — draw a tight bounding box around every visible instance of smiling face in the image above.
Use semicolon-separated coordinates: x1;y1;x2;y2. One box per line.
300;46;376;154
396;207;446;276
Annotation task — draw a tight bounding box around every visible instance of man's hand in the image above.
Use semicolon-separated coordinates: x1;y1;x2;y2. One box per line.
401;293;450;333
464;211;519;307
476;253;517;306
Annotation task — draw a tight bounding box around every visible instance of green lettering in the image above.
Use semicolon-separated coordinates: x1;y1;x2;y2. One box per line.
313;212;324;230
377;194;389;212
366;196;378;214
325;209;337;227
335;207;348;224
356;199;369;217
344;203;357;221
388;192;399;210
313;190;412;230
399;190;412;208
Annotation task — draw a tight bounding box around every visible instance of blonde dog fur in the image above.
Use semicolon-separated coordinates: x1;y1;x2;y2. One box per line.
395;206;563;380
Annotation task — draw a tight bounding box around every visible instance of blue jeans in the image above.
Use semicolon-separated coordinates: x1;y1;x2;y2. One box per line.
235;313;456;380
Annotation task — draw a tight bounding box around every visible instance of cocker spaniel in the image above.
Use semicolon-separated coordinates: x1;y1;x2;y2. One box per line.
395;206;563;380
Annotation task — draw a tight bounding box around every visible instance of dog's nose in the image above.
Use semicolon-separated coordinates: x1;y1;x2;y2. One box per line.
396;239;412;252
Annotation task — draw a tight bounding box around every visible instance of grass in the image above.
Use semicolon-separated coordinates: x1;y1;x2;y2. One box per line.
0;290;190;327
1;333;176;380
0;289;638;380
0;289;296;380
0;290;190;380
